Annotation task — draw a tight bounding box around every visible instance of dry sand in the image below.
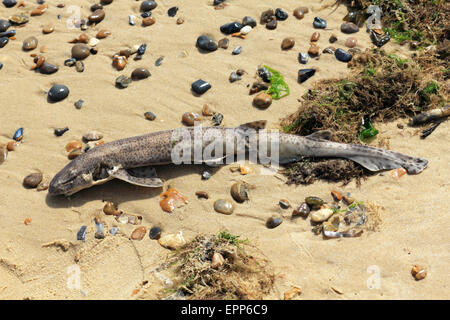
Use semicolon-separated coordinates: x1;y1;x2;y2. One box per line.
0;0;448;300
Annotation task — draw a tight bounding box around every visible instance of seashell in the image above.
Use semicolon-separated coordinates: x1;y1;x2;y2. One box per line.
88;38;99;47
23;172;43;188
83;131;103;142
202;103;216;116
149;226;162;240
266;215;283;229
159;188;188;213
292;202;310;217
9;14;29;25
211;252;225;269
158;233;186;250
239;164;252;175
279;199;290;209
310;208;334;222
65;140;82;153
284;286;302;300
214;199;234;215
230;182;249;203
130;226;147;240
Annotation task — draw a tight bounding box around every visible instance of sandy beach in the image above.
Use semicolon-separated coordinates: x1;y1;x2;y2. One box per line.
0;0;448;300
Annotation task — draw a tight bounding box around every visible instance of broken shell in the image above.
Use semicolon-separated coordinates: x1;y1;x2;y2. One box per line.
83;131;103;142
266;215;283;229
292;202;310;217
37;180;49;191
65;140;82;153
214;199;234;215
158;233;186;250
159;188;188;213
411;265;427;280
305;196;324;208
103;201;121;216
149;226;162;240
284;286;302;300
331;190;342;202
311;208;334;222
23;172;43;188
390;168;407;179
230;182;249;203
130;226;147;240
211;252;225;269
202;103;216;116
68;148;83;160
239;164;252;175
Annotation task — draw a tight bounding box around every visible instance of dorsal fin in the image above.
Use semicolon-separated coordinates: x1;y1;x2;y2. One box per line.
305;130;333;141
239;120;267;131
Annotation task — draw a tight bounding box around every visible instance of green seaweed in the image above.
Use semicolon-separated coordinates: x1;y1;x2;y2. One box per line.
264;65;290;100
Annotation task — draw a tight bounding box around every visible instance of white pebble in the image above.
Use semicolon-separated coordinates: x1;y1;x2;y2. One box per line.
240;25;252;35
88;38;99;47
311;208;334;222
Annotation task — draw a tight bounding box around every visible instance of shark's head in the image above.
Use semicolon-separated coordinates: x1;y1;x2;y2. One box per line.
48;152;113;196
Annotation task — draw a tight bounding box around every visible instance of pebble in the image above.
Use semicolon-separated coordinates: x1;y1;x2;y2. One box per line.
260;9;274;24
182;112;201;126
220;22;242;35
411;265;427;281
253;92;272;109
229;71;241;83
211;252;225;269
89;9;105;23
305;196;325;208
196;35;218;52
293;7;308;20
308;43;320;56
65;140;82;153
91;3;103;11
144;111;156;121
335;48;352;62
232;46;242;55
230;182;249;203
242;16;257;28
195;191;209;199
240;25;252;35
212;113;223;126
54;127;69;137
48;84;69;102
68;148;82;160
323;47;335;54
329;34;338;43
9;13;28;25
96;30;111;39
292;202;310;217
331;190;342;202
83;131;103;142
298;52;309;64
0;19;10;32
31;4;48;16
88;38;99;47
0;30;15;38
275;8;288;21
168;6;178;17
160;188;188;213
343;195;355;205
176;17;184;25
22;36;38;51
23;172;43;188
279;199;290;209
201;170;211;180
142;16;155;26
311;32;320;42
71;44;90;60
40;62;58;74
345;37;357;48
313;17;327;29
191;79;211;95
311;208;334;223
112;55;127;70
64;58;76;67
266;215;283;229
158;233;186;250
77;226;87;241
75;60;84;72
128;15;136;26
24;217;32;225
341;23;359;34
218;38;229;49
115;75;132;89
149;227;162;240
7;141;16;151
140;1;157;12
103;201;120;216
137;43;147;56
214;199;234;215
155;56;164;66
2;0;16;8
298;68;316;84
130;226;146;240
74;99;84;109
0;37;9;48
202;103;216;116
371;30;390;47
266;19;277;30
12;127;23;141
42;25;54;34
259;67;272;82
281;37;295;50
131;67;151;80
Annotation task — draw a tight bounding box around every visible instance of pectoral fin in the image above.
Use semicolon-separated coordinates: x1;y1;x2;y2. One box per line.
107;166;164;188
305;130;333;141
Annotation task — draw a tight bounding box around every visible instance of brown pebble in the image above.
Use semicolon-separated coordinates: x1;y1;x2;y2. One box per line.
253;92;272;109
23;172;43;188
57;4;65;8
96;30;111;39
176;17;184;25
42;25;54;34
112;55;127;70
142;17;156;27
218;38;229;49
211;252;225;269
37;180;49;191
331;190;342;202
308;43;320;56
345;37;358;48
343;196;355;205
31;4;48;16
88;9;105;23
119;49;132;58
411;265;427;281
65;141;82;153
71;44;90;60
182;112;202;126
281;37;295;50
103;201;121;216
195;191;209;199
266;19;277;30
131;67;151;80
130;226;147;240
329;34;338;43
311;32;320;42
23;36;38;51
24;217;32;225
68;148;82;160
7;141;16;151
202;103;216;116
293;7;308;19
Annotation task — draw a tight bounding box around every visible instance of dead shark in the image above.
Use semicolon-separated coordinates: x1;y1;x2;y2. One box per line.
48;121;428;196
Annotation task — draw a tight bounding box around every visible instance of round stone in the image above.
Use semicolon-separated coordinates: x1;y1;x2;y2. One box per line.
293;7;308;19
266;19;277;30
2;0;17;8
131;67;151;80
275;8;288;21
196;35;218;52
281;37;295;50
42;25;54;34
242;16;257;28
0;36;8;48
23;172;43;188
335;48;352;62
140;1;157;12
341;23;359;34
0;19;11;32
311;31;320;42
48;84;69;102
220;21;242;34
142;16;155;26
71;44;90;60
253;92;272;109
182;112;202;126
308;44;320;56
345;37;358;48
39;62;58;74
313;17;327;29
22;36;38;51
214;199;234;215
88;9;105;23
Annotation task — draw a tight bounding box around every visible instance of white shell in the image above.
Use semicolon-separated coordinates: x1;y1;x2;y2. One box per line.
240;25;252;34
88;38;99;47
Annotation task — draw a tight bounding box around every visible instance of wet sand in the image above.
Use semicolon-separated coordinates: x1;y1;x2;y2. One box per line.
0;0;448;299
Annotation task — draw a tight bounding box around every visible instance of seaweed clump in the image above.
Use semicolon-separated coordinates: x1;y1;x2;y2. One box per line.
161;231;274;300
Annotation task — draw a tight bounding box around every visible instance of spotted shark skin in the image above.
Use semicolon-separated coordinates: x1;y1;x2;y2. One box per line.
49;122;428;196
